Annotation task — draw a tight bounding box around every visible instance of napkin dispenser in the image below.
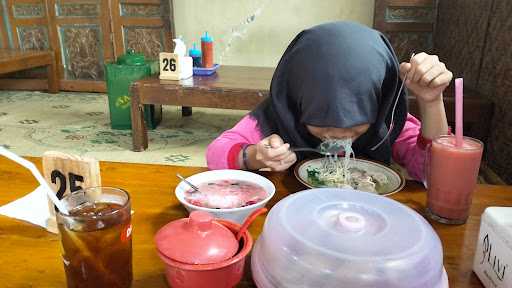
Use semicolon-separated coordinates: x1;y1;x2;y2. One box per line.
473;207;512;287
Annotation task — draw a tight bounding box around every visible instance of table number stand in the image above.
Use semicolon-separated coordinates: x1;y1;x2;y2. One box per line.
42;151;101;232
159;52;193;80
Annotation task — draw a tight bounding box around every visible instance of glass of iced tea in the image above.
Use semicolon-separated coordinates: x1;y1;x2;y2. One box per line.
56;187;132;288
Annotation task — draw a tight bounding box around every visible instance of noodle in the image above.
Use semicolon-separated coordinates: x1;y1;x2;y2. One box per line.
307;139;388;193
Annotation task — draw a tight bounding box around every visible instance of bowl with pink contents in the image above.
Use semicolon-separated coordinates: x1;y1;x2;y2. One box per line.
175;170;275;224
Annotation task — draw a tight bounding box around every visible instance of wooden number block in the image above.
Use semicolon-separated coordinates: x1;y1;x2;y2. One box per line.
159;52;180;80
42;151;101;231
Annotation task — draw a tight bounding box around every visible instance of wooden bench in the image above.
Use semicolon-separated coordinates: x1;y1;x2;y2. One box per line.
0;49;59;93
130;65;493;151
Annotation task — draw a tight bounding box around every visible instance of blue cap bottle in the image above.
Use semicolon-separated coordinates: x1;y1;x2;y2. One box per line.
189;43;202;67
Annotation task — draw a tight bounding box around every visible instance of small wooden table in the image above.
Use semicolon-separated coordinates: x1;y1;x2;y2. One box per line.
0;49;59;93
1;156;510;287
130;65;274;151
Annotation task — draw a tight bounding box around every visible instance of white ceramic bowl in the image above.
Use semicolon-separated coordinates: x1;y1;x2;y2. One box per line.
175;169;276;224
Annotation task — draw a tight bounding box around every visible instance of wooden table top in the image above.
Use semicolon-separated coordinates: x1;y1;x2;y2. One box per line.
0;49;52;59
1;157;510;287
138;65;275;93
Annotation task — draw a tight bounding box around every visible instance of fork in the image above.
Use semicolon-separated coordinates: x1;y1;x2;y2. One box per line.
370;52;415;151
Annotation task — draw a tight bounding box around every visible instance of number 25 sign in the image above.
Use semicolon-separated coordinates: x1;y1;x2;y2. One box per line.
159;52;181;80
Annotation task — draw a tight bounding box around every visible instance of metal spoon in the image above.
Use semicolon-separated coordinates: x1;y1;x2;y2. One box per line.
176;173;200;193
288;147;324;154
264;142;345;156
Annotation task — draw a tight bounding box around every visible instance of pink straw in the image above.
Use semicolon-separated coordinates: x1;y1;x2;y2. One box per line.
455;78;463;147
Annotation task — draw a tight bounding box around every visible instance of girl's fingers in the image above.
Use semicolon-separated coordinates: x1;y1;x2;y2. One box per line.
399;62;411;80
263;143;290;158
419;64;444;86
268;152;297;171
429;70;453;88
270;150;293;161
282;152;297;164
411;55;438;83
406;52;428;82
268;134;284;148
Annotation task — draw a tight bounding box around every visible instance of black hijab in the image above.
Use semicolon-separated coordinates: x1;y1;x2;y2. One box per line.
250;21;407;164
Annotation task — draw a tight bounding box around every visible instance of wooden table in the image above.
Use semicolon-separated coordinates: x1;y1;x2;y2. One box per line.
1;157;510;287
130;65;274;151
0;49;59;93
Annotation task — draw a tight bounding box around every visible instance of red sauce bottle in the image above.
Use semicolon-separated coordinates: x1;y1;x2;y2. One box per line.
201;32;214;68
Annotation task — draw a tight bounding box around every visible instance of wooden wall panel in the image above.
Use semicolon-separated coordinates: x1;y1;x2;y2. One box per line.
0;2;10;48
478;0;512;102
433;0;493;90
435;0;512;183
478;0;512;183
374;0;437;62
1;0;174;92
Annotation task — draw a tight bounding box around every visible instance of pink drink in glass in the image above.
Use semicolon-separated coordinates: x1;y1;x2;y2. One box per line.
426;135;483;224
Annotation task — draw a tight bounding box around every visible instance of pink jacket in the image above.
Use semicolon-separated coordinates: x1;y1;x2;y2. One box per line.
207;113;431;182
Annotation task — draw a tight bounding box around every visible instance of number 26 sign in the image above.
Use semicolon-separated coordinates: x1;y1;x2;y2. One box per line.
159;52;181;80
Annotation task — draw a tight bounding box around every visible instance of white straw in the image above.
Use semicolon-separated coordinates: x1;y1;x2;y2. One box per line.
0;147;69;214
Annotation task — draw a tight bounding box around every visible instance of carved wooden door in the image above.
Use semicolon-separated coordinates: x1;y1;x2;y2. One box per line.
110;0;173;62
374;0;438;62
46;0;114;91
2;0;51;51
0;0;174;92
0;2;7;48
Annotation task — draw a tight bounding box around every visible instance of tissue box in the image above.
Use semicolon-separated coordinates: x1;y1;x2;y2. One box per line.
473;207;512;287
178;56;193;80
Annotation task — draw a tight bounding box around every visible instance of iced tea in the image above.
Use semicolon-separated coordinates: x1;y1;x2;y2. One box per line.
57;187;132;288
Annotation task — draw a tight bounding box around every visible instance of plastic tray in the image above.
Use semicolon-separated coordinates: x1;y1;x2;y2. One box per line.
193;64;220;76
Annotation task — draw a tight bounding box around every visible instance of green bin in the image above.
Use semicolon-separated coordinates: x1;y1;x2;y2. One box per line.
105;49;162;130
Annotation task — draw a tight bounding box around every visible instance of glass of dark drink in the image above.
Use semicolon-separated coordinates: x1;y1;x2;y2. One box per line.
56;187;132;288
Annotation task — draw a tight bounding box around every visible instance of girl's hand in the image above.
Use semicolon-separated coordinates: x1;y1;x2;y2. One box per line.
399;52;453;104
255;134;297;171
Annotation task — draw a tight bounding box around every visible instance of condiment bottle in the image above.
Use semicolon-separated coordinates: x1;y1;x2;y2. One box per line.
201;32;214;68
189;43;202;68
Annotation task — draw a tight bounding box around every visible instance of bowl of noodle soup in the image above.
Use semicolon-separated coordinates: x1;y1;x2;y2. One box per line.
294;158;405;196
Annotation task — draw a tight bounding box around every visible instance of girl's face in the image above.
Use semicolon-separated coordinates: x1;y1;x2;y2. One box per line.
306;123;370;141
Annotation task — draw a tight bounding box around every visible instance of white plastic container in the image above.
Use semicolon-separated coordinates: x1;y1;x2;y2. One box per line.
473;207;512;287
252;188;448;288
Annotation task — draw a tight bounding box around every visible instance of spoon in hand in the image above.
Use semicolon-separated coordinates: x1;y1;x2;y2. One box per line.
264;140;345;156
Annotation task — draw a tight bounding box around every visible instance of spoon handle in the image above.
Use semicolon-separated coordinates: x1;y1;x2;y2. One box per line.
291;147;324;154
236;207;268;241
176;173;200;192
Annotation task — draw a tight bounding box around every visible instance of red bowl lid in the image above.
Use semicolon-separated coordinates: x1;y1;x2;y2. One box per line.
155;211;238;264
